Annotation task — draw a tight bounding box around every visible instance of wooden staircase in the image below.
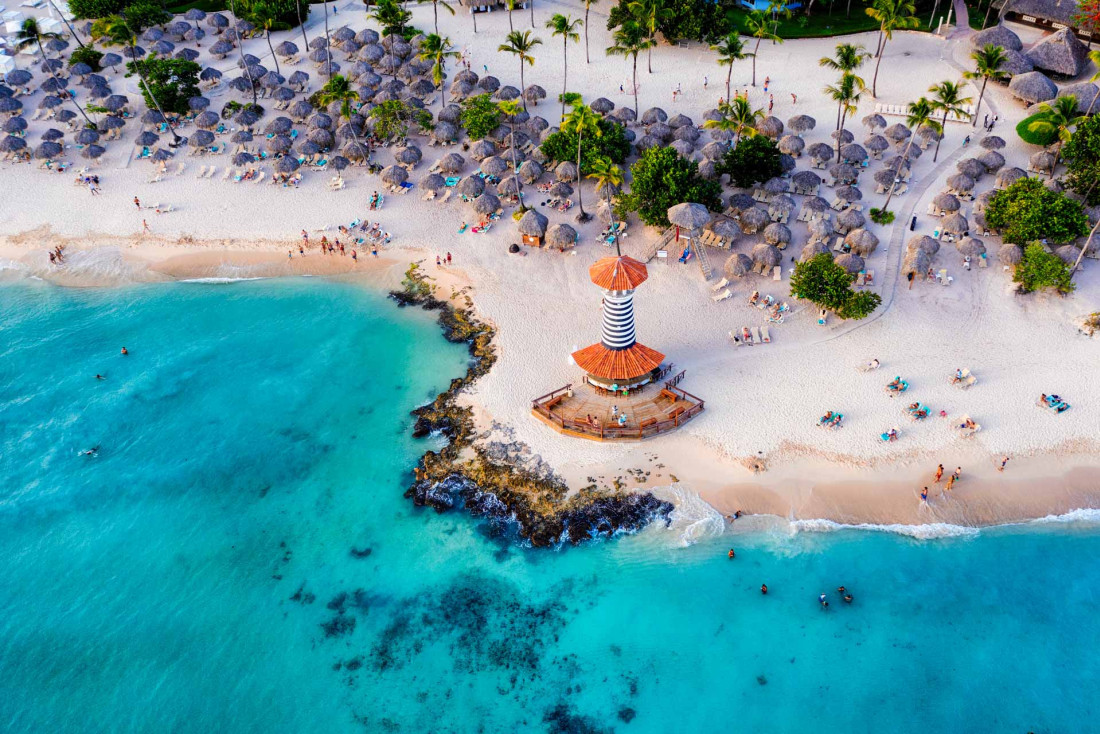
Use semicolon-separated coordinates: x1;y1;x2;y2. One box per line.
693;238;713;280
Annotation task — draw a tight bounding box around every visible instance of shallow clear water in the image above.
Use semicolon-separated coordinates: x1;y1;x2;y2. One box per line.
1;280;1098;733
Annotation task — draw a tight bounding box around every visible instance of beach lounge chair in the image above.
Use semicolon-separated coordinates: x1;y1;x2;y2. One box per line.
752;327;764;345
741;327;753;345
938;268;948;285
978;254;988;268
711;288;732;303
221;167;232;181
253;171;265;184
773;265;782;281
206;166;217;179
761;326;771;343
711;277;729;292
195;165;207;178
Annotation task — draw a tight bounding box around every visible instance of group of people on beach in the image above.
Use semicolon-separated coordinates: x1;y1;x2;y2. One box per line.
47;244;67;265
727;545;854;607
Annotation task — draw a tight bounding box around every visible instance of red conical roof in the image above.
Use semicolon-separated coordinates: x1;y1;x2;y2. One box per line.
589;256;648;291
571;342;665;381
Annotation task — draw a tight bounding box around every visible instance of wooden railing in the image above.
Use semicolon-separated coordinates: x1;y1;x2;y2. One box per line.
531;383;705;440
664;369;686;389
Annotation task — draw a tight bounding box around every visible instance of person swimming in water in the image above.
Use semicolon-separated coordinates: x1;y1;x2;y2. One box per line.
727;549;735;559
844;594;853;604
80;446;99;457
761;584;768;595
95;374;105;380
120;347;128;355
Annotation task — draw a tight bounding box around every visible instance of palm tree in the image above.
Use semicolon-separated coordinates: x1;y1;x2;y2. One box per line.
318;74;366;155
505;0;518;31
588;157;625;254
530;0;535;28
825;73;863;160
605;22;651;118
703;97;763;144
766;0;792;38
101;14;180;145
866;0;918;97
416;0;455;34
745;10;781;87
711;32;749;105
583;0;599;63
498;98;525;203
253;3;283;76
547;13;582;120
819;42;869;86
1086;49;1100;114
928;80;972;161
963;44;1008;127
1073;213;1098;280
294;0;311;59
1028;96;1082;179
499;30;542;112
562;101;602;221
373;0;412;82
881;97;937;213
45;0;86;48
627;0;668;73
228;0;261;103
15;19;95;128
419;34;459;113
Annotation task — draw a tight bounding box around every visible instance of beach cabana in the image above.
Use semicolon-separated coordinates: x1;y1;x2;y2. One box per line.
728;193;755;215
971;23;1022;51
1009;71;1057;105
497;176;521;196
471;192;501;216
381;165;408;187
836;208;865;235
788;114;816;135
1058;83;1100;114
930;192;960;216
862;113;887;131
801;241;831;262
756;116;783;139
845;229;879;256
751;243;782;272
995;167;1026;190
865;134;889;159
641;107;667;124
546;223;578;251
779;135;805;157
456;175;485;198
523;85;546;105
723;252;753;278
739;206;769;234
908;234;940;256
591;97;615;115
1026;28;1088;77
942;213;969;236
884;123;911;143
903;249;932;279
956;158;986;180
807;218;833;245
999;243;1024;266
791;170;821;196
706;218;741;248
978;150;1005;173
702;141;728;160
763;223;792;248
834;252;864;274
957;237;987;259
946;174;975;195
555;161;578;182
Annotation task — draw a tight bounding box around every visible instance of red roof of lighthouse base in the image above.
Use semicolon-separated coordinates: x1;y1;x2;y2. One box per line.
571;342;665;381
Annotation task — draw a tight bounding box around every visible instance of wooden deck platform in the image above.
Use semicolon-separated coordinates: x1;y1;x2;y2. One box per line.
531;378;704;441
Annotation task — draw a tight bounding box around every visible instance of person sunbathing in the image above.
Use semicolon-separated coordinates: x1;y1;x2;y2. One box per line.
952;369;963;383
888;377;902;390
885;428;898;441
908;402;920;411
820;411;834;424
748;291;760;306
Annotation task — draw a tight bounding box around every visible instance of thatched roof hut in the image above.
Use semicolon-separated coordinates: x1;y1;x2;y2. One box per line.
808;218;834;245
942;212;970;235
946;173;975;193
932;192;961;214
667;202;712;231
591;97;615;114
555;160;578;181
999;243;1024;265
840;143;867;164
456;175;485;198
1030;150;1056;174
381;165;408;185
980;135;1005;151
903;249;932;278
908;234;940;255
1000;49;1035;77
834;252;864;274
971;23;1022;52
751;243;782;268
545;223;577;250
791;170;821;195
808;142;834;162
763;222;792;247
517;208;549;238
496;176;521;196
702;141;729;160
828;163;858;185
884;123;911;142
865;134;889;156
707;217;741;244
739;206;769;234
757;116;784;139
670;139;695;158
801;241;831;261
1059;83;1100;114
779;135;805;156
1009;71;1057;104
836;208;866;234
728;193;756;214
956;158;986;180
724;252;753;278
862;113;887;130
1026;28;1088;77
845;228;879;256
419;172;445;191
978;150;1006;173
957;237;987;258
641;107;667;124
788;114;816;134
518;160;543;184
471;192;501;215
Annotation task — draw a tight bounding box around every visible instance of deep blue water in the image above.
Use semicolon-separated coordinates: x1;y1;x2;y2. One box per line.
1;279;1098;733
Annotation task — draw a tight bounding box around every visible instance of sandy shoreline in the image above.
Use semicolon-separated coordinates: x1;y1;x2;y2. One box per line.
5;237;1098;531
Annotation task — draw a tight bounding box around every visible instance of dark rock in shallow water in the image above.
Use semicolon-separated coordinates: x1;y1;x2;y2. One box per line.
320;613;356;638
543;703;612;734
618;707;637;723
349;546;373;559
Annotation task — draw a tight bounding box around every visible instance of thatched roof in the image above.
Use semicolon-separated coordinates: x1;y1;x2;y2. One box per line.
946;173;975;193
788;114;816;133
779;135;805;156
740;206;769;233
641;107;667;124
496;176;521;196
757;116;784;138
831;128;854;145
978;150;1006;173
998;243;1024;265
381;165;407;185
545;223;577;250
808;142;834;161
957;158;986;180
998;50;1033;78
834;252;864;274
971;23;1022;52
751;243;782;267
836;208;866;233
763;222;791;245
835;185;862;203
419;172;445;191
808;218;833;244
471;192;501;215
723;253;753;278
1058;82;1100;114
865;134;889;153
791;170;822;190
903;249;931;277
707;217;741;240
862;113;886;130
845;228;879;256
728;193;756;214
456;175;485;197
828;163;858;184
702;141;729;160
667;202;712;230
556;160;578;181
884;123;911;142
1030;150;1056;173
934;192;962;213
670;139;695;158
840;143;867;164
801;241;831;261
1009;71;1057;103
517;208;548;236
1026;28;1088;77
942;212;970;235
907;234;940;255
957;237;987;258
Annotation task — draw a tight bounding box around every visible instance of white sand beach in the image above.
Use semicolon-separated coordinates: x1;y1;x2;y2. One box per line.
3;1;1099;526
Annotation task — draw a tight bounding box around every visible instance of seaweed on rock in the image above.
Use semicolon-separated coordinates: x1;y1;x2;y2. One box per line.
390;263;673;547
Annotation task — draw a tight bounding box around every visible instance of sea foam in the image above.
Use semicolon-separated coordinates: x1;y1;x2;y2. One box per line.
652;484;727;546
788;518;981;539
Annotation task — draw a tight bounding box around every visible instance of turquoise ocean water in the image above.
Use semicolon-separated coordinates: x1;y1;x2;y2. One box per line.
1;278;1098;733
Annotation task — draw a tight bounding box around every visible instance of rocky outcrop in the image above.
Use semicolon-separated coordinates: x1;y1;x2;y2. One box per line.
391;263;673;547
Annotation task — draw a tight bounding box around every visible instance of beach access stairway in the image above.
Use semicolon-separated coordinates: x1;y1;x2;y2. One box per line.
641;228;713;279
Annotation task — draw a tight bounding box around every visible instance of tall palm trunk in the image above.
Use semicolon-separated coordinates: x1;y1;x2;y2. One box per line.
266;30;281;75
973;76;988;126
871;39;884;97
584;5;591;63
323;0;332;77
45;0;85;48
846;0;852;17
473;9;478;32
511;117;524;202
835;108;849;161
1071;216;1098;278
606;187;621;255
752;38;761;85
631;52;639;116
725;64;732;103
230;0;259;106
433;1;439;34
519;58;527;111
647;37;652;73
561;37;568;121
530;0;534;27
295;0;310;59
576;127;586;218
508;5;514;31
933;111;948;161
881;138;915;212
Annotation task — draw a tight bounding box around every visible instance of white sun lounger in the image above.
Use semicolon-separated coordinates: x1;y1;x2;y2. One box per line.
221;167;232;181
205;166;217;179
710;288;732;303
761;326;771;343
711;277;729;292
195;165;208;178
752;327;764;345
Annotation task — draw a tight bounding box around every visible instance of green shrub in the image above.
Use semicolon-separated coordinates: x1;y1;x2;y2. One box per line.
69;0;128;19
716;135;781;188
619;146;722;227
985;178;1088;245
1017;112;1060;146
68;45;104;71
127;57;201;115
1013;242;1075;294
539;118;631;174
869;207;895;225
460;94;501;141
790;253;881;320
607;0;729;43
1061;114;1100;206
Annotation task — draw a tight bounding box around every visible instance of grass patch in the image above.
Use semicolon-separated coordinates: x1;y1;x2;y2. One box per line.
869;207;895;224
725;5;983;40
165;0;226;13
1017;112;1060;146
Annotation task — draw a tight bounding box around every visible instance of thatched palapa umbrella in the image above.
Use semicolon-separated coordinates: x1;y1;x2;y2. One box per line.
471;192;501;215
845;228;879;256
1008;71;1057;104
834;252;864;274
546;223;578;250
957;237;987;258
942;213;969;236
724;252;753;278
456;175;485;198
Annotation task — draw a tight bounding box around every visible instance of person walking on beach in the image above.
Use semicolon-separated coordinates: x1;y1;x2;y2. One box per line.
446;251;452;264
952;467;962;483
791;92;797;104
921;487;928;502
944;475;955;492
763;76;770;93
142;219;150;234
436;255;442;266
133;196;141;209
768;94;774;113
934;464;944;483
703;75;708;89
999;456;1010;472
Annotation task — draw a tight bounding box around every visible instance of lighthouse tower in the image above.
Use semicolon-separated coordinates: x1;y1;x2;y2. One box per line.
571;255;665;390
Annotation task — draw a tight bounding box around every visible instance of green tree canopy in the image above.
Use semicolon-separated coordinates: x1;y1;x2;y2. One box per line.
69;0;125;19
1013;242;1076;294
619;146;722;227
539;118;630;174
68;45;103;71
717;134;781;188
459;93;501;140
790;253;881;319
985;178;1089;245
607;0;728;42
126;57;200;115
369;98;433;141
1061;114;1100;205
